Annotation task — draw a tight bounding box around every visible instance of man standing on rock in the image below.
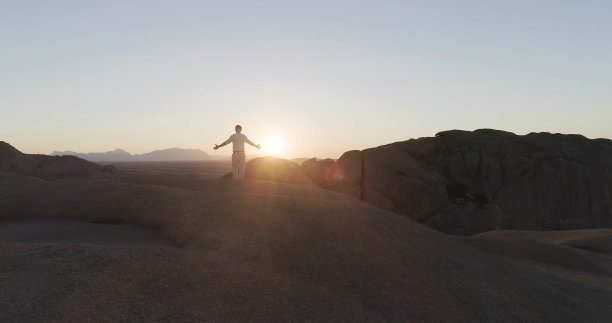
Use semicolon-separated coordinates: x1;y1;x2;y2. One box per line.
214;125;261;180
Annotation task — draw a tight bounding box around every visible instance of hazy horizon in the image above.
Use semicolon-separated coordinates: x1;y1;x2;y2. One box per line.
35;127;612;160
2;1;611;159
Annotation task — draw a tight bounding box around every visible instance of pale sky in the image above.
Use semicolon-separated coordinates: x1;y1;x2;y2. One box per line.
1;1;611;158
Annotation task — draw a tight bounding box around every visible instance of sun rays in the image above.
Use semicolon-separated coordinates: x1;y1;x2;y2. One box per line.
262;137;284;156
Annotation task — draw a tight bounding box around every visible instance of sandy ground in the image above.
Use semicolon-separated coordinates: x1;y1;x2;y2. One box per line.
1;175;611;322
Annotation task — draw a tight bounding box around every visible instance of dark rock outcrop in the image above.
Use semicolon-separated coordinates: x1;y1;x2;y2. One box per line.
0;141;120;180
301;158;337;186
223;157;315;185
303;130;612;235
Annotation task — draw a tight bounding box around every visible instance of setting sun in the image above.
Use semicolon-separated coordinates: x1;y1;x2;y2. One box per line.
262;138;284;156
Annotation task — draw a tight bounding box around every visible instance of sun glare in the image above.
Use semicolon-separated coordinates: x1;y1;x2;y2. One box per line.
263;138;283;156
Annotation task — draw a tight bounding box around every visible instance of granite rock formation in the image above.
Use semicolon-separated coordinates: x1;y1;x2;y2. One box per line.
301;158;336;186
304;129;612;235
2;176;611;321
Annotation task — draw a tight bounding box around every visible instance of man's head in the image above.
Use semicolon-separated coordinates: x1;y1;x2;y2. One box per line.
235;125;242;132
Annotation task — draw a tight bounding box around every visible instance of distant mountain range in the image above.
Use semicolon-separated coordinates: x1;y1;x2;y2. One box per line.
51;148;228;162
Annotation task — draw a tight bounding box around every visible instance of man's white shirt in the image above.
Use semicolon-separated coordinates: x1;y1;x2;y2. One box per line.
223;133;255;152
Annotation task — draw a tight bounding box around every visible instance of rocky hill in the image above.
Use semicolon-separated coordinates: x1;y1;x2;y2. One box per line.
2;137;612;321
1;142;120;180
1;176;611;321
301;129;612;235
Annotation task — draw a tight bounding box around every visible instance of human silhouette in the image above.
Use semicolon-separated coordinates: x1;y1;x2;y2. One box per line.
214;125;260;180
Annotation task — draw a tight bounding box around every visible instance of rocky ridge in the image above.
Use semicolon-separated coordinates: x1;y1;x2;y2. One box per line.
301;129;612;234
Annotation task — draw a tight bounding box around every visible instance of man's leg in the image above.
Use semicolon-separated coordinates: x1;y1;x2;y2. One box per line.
238;152;246;179
232;153;239;180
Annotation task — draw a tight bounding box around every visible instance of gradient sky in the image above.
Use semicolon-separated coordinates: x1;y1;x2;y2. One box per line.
2;1;611;158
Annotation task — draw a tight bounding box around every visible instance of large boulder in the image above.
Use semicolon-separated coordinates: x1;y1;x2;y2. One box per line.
304;130;612;235
301;158;336;185
312;145;449;222
0;141;120;180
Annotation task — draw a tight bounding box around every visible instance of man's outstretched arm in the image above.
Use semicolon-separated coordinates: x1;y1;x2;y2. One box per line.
214;138;231;150
245;137;261;149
